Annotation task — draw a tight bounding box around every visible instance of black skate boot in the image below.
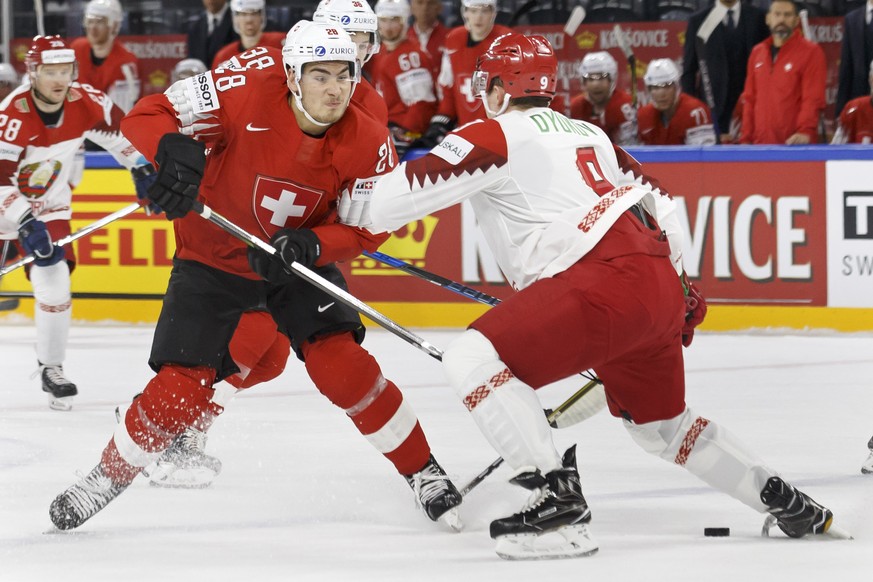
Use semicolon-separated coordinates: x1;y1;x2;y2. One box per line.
490;445;598;560
861;436;873;475
40;363;78;411
404;455;463;530
145;427;222;489
49;464;129;530
760;476;833;538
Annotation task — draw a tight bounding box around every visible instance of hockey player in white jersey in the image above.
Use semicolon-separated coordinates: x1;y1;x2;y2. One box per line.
0;35;155;410
342;32;842;559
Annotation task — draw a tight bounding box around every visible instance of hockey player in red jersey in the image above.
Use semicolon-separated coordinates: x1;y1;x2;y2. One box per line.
408;0;447;78
569;51;638;146
48;21;462;531
315;0;389;124
211;0;285;68
832;59;873;145
414;0;511;148
345;32;841;559
637;59;717;145
0;36;155;410
71;0;140;113
372;0;438;156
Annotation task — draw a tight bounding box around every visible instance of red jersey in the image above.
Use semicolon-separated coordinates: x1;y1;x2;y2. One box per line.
407;21;448;77
122;47;394;279
211;32;286;69
70;37;140;112
372;38;437;134
637;93;717;146
740;31;826;144
832;95;873;144
569;89;638;146
0;83;144;235
436;24;512;126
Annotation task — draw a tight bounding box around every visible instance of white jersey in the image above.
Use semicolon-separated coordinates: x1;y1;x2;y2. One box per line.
366;107;684;290
0;82;146;237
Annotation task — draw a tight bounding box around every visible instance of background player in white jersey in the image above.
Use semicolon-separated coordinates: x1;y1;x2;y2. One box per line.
344;32;840;559
0;35;154;411
48;22;461;531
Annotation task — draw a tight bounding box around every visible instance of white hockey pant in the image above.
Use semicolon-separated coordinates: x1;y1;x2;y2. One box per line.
30;260;72;366
623;407;774;512
443;329;562;474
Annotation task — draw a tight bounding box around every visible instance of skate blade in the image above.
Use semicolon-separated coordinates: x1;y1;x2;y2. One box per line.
495;523;599;560
48;395;74;411
761;515;854;540
438;507;464;532
147;465;217;489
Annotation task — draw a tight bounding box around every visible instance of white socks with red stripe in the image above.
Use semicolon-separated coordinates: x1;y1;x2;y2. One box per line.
30;260;72;366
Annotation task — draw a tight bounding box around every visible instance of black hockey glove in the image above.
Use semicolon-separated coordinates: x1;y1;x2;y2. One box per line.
247;228;321;283
18;214;64;267
131;163;161;215
410;115;452;150
149;133;205;220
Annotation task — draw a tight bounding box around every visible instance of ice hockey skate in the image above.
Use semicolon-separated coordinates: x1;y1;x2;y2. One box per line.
490;445;598;560
861;436;873;475
759;476;850;539
404;454;463;531
39;363;78;411
49;464;129;530
144;427;223;489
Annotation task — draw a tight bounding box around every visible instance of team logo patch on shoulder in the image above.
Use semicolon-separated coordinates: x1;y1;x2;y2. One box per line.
186;71;220;113
432;134;474;166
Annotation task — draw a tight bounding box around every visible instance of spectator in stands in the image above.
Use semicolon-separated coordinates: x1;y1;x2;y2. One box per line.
740;0;826;144
71;0;141;113
414;0;511;148
569;51;638;145
835;0;873;117
186;0;239;69
372;0;438;157
408;0;448;77
171;58;207;84
638;58;717;145
0;63;18;102
682;0;769;143
211;0;285;68
832;59;873;143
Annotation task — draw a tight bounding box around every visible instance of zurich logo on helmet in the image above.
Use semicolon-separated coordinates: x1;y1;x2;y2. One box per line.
341;15;351;25
315;46;326;57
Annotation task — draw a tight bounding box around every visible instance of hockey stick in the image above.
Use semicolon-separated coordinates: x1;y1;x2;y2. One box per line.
799;9;827;143
508;0;538;27
0;202;144;276
34;0;46;37
192;201;444;361
694;4;726;118
563;5;586;37
459;377;602;496
613;24;637;107
0;240;19;311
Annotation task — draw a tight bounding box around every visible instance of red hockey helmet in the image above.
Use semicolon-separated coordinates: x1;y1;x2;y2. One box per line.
471;33;557;99
25;35;77;78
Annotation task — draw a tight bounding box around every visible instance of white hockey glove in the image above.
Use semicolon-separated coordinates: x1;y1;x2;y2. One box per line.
337;177;377;229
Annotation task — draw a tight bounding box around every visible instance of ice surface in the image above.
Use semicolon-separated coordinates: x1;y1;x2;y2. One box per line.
1;324;871;581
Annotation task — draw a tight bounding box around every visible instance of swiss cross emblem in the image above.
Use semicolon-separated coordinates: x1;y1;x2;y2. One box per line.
253;175;324;236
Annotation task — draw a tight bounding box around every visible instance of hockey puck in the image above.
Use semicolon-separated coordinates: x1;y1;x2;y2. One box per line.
704;527;730;537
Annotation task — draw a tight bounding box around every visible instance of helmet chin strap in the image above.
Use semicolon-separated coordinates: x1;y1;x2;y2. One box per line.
291;88;333;128
480;90;510;118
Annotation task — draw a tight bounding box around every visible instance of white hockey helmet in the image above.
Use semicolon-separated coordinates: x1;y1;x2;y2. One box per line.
644;58;680;87
0;63;19;84
579;51;618;93
375;0;411;20
314;0;380;62
172;58;208;83
462;0;497;8
231;0;267;34
85;0;123;25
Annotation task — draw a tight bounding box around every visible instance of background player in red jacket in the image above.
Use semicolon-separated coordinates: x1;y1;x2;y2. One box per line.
739;0;826;144
211;0;285;68
0;36;154;410
71;0;140;113
373;0;438;156
638;59;717;145
48;21;461;532
408;0;448;78
415;0;511;148
832;59;873;144
570;51;638;146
